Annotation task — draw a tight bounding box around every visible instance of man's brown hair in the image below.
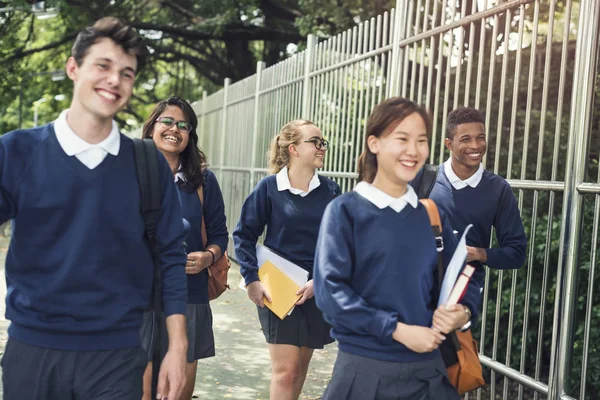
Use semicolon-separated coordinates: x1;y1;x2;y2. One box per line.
71;17;149;72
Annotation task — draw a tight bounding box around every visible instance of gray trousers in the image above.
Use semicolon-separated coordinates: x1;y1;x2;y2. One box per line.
1;337;147;400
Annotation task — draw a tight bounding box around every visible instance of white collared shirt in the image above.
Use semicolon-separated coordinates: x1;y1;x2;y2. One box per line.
53;109;120;170
276;166;320;197
354;181;418;213
444;158;484;190
175;165;185;183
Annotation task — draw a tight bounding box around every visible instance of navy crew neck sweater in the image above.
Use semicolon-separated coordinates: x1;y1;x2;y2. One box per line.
313;191;481;363
233;174;341;286
0;125;187;351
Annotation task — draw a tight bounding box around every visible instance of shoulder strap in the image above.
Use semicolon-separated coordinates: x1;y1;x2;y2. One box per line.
133;138;162;310
417;164;439;199
419;198;444;289
197;186;208;248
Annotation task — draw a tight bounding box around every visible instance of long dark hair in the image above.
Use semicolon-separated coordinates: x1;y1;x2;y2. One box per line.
357;97;432;183
142;96;207;189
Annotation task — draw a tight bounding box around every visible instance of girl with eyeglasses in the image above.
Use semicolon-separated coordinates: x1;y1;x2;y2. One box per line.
313;98;479;400
233;120;339;400
140;97;228;400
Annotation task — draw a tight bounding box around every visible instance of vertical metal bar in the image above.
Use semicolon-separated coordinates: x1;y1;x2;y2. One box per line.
250;62;265;189
530;4;562;400
343;26;359;175
199;90;207;148
417;0;430;105
409;0;422;102
474;12;487;111
334;30;349;174
493;10;512;175
388;0;408;97
550;1;600;398
452;0;467;111
439;4;456;164
502;8;525;397
218;78;231;181
517;3;540;400
376;14;386;103
581;188;600;399
431;25;444;163
463;0;477;107
354;22;368;174
482;13;499;169
401;0;415;98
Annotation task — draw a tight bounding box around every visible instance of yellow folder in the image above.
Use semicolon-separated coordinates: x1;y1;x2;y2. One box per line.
258;260;302;320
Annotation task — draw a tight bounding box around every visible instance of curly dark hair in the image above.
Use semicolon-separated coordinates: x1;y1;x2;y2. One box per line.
142;96;208;189
71;17;149;72
446;107;485;139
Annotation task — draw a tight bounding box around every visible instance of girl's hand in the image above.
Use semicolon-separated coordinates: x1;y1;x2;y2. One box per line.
392;322;446;353
185;251;212;274
295;280;314;305
247;281;272;308
432;304;470;334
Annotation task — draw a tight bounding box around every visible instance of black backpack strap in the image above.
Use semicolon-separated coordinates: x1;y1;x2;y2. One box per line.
417;164;439;199
133;138;162;311
133;138;164;399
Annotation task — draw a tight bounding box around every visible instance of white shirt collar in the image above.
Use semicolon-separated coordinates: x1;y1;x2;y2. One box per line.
276;166;320;197
175;165;185;182
444;158;483;190
53;109;120;156
354;181;418;213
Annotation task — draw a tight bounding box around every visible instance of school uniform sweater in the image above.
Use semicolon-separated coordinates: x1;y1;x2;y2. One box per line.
313;188;481;363
429;163;527;289
233;173;341;286
177;169;228;304
0;125;187;351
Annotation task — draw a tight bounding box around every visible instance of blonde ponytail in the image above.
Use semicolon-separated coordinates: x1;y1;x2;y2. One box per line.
267;119;314;174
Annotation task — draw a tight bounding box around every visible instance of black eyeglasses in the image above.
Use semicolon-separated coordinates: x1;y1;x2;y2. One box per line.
304;137;329;150
156;116;192;133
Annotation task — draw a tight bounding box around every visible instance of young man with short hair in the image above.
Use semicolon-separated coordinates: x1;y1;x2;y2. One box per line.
430;107;527;304
0;17;187;400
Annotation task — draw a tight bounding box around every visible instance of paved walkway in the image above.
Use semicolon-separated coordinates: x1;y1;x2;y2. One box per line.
0;237;337;399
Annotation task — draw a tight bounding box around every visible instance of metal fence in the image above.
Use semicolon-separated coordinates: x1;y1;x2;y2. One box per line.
191;1;600;399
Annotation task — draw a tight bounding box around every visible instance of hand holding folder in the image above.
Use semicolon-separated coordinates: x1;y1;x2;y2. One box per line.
258;260;302;319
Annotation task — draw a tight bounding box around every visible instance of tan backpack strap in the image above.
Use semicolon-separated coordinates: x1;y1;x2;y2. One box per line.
419;198;443;252
197;186;208;248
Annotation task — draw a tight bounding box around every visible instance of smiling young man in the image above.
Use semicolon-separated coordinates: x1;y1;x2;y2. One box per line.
0;18;187;400
429;107;527;309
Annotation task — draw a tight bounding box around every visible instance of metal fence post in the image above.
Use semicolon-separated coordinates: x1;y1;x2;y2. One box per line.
218;78;231;181
250;62;266;189
199;90;207;148
302;34;316;119
387;0;408;98
549;1;600;398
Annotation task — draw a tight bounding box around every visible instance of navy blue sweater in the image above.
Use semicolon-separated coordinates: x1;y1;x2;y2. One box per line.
313;191;481;363
430;164;527;289
178;169;228;304
233;174;341;285
0;125;187;351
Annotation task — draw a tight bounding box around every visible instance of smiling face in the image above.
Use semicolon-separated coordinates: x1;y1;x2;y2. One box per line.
150;105;191;157
445;122;487;170
289;124;327;170
66;37;137;122
369;112;429;190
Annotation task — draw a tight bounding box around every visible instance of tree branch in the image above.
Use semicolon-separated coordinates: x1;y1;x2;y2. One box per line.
132;22;304;42
2;33;77;63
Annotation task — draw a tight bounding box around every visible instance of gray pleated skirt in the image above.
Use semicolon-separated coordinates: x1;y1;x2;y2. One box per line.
322;350;460;400
140;304;215;363
257;297;334;349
